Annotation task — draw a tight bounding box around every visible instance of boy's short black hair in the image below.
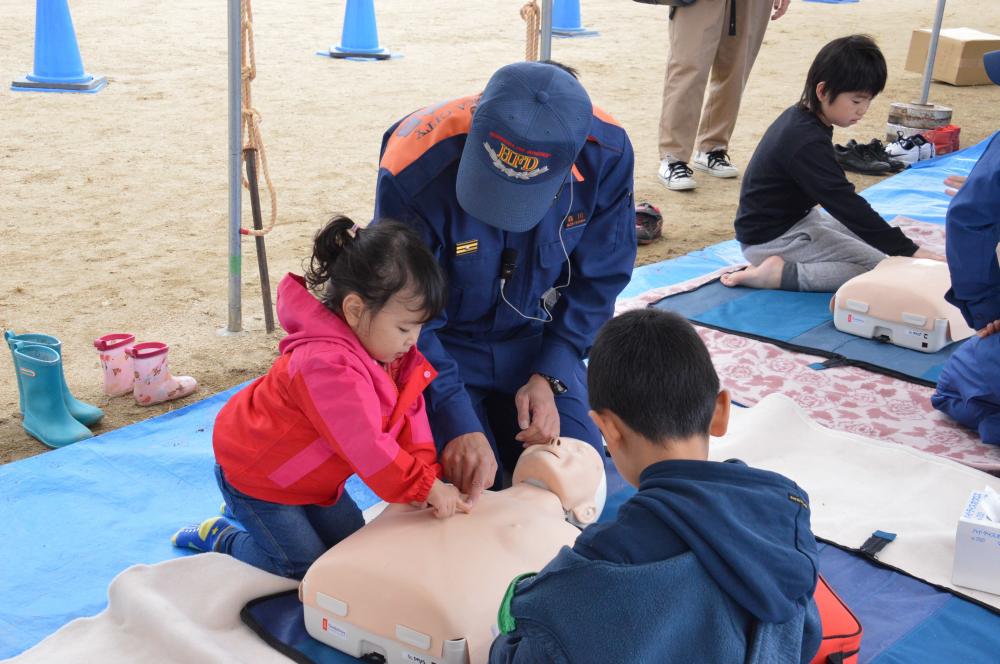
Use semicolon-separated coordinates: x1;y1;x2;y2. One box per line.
588;309;720;443
799;34;887;112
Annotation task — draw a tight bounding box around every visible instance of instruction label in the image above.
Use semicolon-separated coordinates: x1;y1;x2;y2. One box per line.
321;617;347;640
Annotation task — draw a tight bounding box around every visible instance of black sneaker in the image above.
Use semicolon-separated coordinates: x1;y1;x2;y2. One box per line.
635;201;663;245
862;139;907;173
834;140;892;175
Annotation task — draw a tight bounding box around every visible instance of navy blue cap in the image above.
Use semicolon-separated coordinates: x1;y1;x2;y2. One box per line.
456;62;593;232
986;50;1000;86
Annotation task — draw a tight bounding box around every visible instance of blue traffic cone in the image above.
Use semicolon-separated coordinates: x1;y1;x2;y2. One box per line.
11;0;107;93
12;343;94;448
5;330;104;427
552;0;599;38
325;0;393;61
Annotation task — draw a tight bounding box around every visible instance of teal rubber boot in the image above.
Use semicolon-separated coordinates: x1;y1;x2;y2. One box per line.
5;330;104;427
12;343;94;448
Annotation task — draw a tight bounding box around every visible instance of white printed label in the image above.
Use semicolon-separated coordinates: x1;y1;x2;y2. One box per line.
847;314;865;325
906;328;928;338
402;652;431;664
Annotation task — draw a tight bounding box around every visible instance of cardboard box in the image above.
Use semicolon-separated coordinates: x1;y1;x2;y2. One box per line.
952;491;1000;596
905;28;1000;86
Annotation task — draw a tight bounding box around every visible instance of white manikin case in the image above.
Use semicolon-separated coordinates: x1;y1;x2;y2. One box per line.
832;256;973;353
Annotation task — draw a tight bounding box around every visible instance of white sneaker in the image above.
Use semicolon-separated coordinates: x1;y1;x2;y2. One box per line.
886;133;920;166
692;150;739;178
911;134;936;161
658;159;697;191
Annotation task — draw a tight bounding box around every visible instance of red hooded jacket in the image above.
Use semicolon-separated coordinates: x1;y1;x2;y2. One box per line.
213;274;441;506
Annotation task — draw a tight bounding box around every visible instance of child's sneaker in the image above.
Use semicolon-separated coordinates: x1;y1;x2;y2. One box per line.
834;141;892;175
172;516;235;553
692;149;739;178
863;139;907;173
657;160;697;191
886;132;920;166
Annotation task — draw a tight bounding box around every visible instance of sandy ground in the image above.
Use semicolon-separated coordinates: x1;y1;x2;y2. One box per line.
1;0;998;464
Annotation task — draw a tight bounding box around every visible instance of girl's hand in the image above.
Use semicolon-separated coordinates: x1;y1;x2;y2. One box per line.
978;320;1000;339
912;247;945;262
426;480;472;519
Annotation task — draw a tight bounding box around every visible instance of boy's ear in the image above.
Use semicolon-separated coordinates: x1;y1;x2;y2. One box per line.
815;81;828;103
589;409;623;456
342;293;364;328
708;390;731;438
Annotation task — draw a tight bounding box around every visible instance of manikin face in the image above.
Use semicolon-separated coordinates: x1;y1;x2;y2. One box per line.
817;85;873;128
512;438;605;525
346;290;427;365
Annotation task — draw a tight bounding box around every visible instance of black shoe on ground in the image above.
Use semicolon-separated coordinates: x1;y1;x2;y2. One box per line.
834;140;892;175
862;139;907;173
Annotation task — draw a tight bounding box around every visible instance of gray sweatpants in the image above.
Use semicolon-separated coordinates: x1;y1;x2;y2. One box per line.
741;207;887;292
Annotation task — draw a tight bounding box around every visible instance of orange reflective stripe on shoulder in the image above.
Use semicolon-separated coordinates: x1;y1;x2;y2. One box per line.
380;95;480;176
591;105;621;128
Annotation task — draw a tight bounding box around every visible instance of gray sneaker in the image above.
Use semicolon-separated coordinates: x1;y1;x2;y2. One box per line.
658;160;697;191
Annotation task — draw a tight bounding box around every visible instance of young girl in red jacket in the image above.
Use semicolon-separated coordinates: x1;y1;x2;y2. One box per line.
172;216;468;578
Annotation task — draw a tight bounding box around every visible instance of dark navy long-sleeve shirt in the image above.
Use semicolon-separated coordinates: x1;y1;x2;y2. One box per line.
374;96;636;446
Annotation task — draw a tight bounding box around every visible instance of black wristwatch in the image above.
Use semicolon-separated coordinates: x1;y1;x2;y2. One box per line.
537;373;568;395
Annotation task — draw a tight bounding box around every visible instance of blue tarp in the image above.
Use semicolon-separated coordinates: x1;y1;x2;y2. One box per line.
0;134;995;658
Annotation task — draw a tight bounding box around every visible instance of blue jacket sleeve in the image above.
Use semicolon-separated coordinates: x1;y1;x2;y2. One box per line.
374;172;484;447
945;136;1000;330
533;137;637;384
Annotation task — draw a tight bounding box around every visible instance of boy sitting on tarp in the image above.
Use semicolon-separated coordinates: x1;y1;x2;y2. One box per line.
932;52;1000;446
489;309;821;663
722;35;942;292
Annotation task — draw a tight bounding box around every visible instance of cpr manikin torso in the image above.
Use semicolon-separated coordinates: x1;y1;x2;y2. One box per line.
300;438;606;664
833;256;974;352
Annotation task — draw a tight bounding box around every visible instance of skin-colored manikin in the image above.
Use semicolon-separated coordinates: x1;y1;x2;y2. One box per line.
300;438;605;664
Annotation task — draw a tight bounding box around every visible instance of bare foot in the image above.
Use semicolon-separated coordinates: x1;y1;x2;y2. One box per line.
721;255;786;289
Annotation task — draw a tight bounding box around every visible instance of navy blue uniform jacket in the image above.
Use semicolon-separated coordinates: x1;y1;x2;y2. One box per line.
490;459;823;664
374;96;636;446
933;132;1000;445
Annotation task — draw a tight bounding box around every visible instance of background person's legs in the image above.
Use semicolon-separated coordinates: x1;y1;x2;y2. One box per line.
696;0;774;155
741;209;887;291
658;1;727;163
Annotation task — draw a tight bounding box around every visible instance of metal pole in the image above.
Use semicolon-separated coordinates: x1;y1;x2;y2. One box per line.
919;0;947;105
226;0;243;333
540;0;553;61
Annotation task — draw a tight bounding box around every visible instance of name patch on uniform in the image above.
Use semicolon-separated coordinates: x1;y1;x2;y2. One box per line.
788;494;809;510
455;239;479;256
565;212;587;229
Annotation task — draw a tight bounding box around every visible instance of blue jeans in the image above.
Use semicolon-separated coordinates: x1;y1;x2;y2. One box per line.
214;464;364;579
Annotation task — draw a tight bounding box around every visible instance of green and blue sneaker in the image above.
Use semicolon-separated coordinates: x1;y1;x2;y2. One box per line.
171;516;235;553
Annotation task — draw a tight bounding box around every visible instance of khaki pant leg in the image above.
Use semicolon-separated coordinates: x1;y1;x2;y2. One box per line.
657;0;728;162
696;0;774;154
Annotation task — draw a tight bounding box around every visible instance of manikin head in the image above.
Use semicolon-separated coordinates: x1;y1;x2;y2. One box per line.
511;438;606;527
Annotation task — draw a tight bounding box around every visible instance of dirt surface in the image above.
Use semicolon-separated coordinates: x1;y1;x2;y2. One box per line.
2;0;998;463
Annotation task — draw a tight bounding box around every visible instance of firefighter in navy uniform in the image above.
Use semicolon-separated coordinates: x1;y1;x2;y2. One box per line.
374;62;636;503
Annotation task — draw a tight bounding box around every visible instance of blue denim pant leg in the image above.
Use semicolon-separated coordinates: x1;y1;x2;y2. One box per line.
214;465;364;579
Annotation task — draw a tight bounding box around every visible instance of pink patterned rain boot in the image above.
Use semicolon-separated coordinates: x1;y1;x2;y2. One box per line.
94;333;136;397
126;342;198;406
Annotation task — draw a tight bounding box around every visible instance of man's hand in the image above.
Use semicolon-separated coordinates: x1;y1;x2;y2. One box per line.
944;175;967;197
912;247;946;262
978;320;1000;339
771;0;790;21
440;432;497;506
514;374;560;446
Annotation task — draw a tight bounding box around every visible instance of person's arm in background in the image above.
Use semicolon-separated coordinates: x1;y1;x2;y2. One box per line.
944;140;1000;336
374;171;498;503
790;139;943;259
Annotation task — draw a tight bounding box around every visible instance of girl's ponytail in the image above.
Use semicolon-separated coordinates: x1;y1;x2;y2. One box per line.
305;215;359;291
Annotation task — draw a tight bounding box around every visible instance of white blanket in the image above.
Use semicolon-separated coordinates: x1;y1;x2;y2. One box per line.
11;394;1000;662
711;393;1000;609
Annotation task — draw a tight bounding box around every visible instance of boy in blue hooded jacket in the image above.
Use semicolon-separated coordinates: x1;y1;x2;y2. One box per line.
490;309;822;664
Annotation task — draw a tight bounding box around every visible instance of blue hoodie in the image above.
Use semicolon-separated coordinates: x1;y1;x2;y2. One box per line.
489;459;822;664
